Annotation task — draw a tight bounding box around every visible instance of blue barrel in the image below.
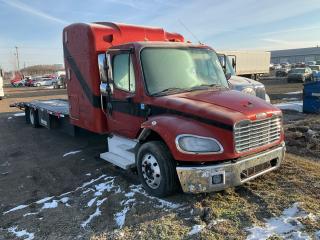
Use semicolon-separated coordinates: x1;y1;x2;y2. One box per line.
303;81;320;113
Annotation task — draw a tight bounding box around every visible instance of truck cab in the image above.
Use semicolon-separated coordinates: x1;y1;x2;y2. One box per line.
0;68;4;100
61;23;286;197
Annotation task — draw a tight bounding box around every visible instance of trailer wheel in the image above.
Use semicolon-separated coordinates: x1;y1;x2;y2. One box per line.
29;109;39;128
137;141;180;197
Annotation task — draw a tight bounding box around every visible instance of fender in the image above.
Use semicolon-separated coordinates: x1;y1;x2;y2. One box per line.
139;114;236;163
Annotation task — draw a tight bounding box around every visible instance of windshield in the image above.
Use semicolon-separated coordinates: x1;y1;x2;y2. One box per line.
141;48;228;96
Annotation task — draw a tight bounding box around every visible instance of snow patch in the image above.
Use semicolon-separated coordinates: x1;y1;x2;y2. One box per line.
79;175;107;189
87;197;97;207
85;173;91;176
23;212;39;217
129;185;182;209
13;112;25;117
36;196;54;204
41;200;58;209
81;207;101;228
94;178;115;196
3;204;28;215
8;226;34;240
60;197;69;203
188;225;205;236
246;202;312;240
115;206;130;228
96;198;107;206
62;150;82;157
8;117;12;120
274;101;303;112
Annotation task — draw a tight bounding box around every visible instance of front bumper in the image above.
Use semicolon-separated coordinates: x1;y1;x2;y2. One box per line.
176;142;285;193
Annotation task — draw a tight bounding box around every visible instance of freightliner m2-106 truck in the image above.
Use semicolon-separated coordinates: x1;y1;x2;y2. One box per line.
13;23;285;197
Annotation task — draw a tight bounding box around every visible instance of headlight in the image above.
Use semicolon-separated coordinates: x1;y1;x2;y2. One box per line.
175;134;223;154
242;87;256;96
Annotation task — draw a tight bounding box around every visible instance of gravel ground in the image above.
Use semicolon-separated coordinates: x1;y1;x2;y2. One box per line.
0;85;319;240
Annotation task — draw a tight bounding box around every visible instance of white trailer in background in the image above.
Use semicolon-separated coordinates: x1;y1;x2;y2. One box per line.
0;68;4;100
220;50;271;80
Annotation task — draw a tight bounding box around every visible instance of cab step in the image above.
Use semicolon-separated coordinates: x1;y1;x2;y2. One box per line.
100;152;135;169
100;135;137;169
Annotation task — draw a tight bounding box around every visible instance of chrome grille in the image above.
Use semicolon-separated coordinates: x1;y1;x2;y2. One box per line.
234;116;282;152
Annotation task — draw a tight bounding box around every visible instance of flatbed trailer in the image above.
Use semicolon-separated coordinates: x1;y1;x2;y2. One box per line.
11;99;75;135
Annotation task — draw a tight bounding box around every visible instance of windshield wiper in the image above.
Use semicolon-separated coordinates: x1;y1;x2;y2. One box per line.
189;83;222;91
152;87;188;96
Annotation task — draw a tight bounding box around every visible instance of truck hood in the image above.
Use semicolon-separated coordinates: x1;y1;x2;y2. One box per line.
150;89;280;126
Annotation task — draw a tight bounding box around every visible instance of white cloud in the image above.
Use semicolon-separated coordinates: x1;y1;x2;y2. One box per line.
148;0;320;43
262;38;320;49
1;0;68;25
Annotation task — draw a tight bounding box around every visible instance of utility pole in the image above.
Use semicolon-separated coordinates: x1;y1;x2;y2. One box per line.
15;46;20;71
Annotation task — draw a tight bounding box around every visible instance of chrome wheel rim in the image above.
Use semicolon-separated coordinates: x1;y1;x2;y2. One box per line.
141;153;161;189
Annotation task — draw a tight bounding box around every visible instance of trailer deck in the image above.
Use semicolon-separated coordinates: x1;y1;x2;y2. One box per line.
13;99;69;117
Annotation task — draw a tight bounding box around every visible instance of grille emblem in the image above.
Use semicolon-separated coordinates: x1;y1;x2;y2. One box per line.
255;112;267;119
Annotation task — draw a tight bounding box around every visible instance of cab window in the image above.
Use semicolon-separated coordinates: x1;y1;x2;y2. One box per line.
113;53;135;92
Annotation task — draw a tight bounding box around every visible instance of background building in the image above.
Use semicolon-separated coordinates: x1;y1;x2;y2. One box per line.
271;46;320;64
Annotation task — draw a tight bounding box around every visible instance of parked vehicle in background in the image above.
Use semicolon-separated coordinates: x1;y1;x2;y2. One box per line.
10;77;22;86
316;60;320;65
12;22;285;197
307;61;316;66
287;67;313;83
280;62;290;68
309;65;320;80
275;67;291;77
12;78;26;87
293;62;306;68
33;78;56;87
219;54;270;102
53;75;67;89
273;64;281;70
0;68;4;100
219;50;270;80
24;78;34;87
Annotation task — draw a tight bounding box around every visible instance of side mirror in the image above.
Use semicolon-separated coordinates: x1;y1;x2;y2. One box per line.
106;53;113;82
100;82;113;95
98;54;108;82
232;58;236;69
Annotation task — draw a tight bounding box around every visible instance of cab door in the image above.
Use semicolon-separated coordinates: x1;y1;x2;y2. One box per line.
107;52;145;138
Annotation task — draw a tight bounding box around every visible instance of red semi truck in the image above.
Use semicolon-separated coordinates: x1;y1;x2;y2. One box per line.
13;22;285;197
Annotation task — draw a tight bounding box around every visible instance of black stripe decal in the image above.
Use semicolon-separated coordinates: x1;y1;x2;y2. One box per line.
63;44;101;108
110;99;233;131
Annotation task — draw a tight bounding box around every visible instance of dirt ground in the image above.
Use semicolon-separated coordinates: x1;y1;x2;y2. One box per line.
0;85;319;240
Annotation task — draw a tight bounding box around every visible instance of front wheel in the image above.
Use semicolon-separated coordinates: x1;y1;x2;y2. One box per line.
137;141;180;197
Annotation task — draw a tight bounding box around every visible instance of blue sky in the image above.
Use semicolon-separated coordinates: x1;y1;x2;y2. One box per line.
0;0;320;70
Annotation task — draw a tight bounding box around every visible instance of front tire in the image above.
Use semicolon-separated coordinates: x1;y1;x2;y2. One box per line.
137;141;180;197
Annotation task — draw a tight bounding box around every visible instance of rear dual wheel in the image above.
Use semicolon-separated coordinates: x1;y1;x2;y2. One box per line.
28;108;39;128
137;141;180;197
